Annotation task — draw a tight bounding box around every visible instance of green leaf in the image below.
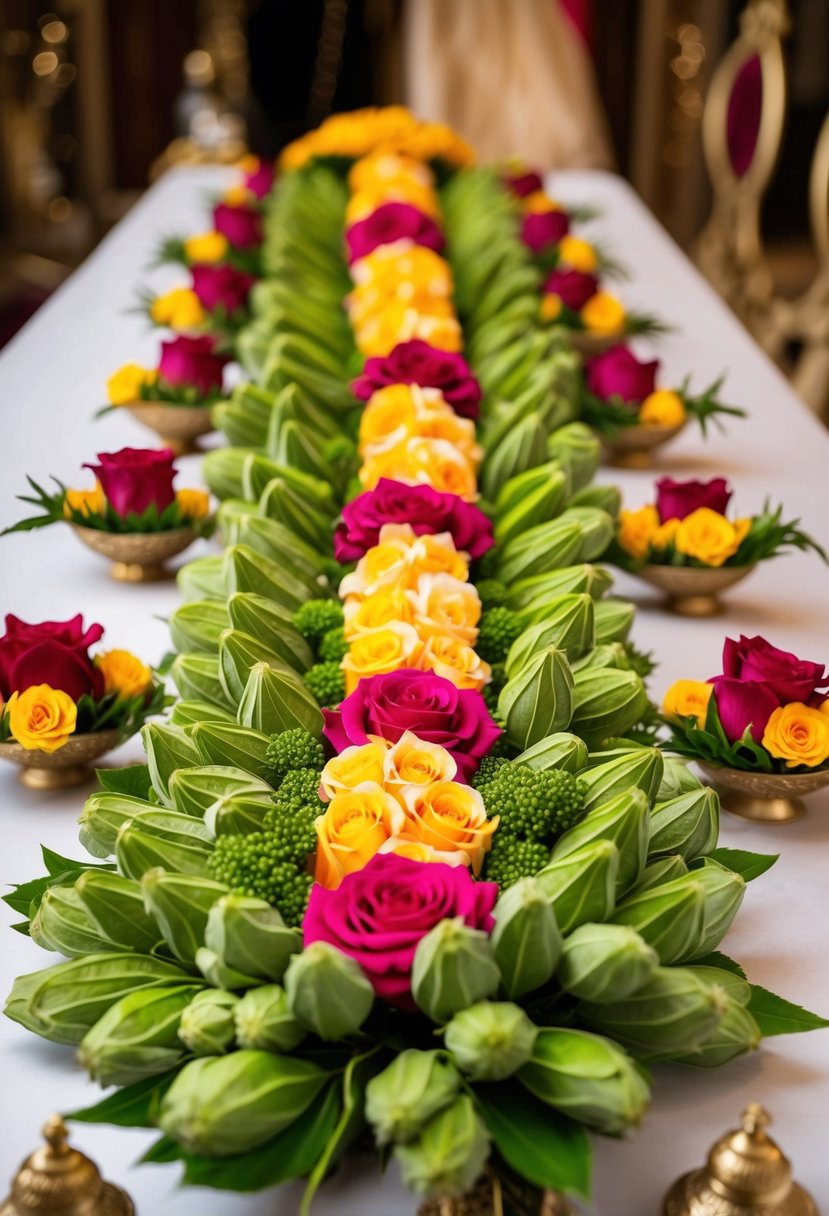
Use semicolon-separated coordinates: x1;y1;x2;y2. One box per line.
747;986;829;1037
97;764;153;800
42;847;114;878
691;952;747;979
476;1082;592;1199
707;848;778;882
65;1071;179;1128
139;1134;181;1164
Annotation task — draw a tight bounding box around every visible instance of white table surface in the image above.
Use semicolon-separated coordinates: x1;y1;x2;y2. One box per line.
0;165;827;1214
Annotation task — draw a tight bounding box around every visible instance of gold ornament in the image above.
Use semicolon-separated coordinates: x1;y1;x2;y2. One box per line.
0;730;121;790
71;523;198;581
699;763;829;823
124;400;214;455
663;1103;818;1216
637;564;755;617
418;1171;576;1216
1;1114;135;1215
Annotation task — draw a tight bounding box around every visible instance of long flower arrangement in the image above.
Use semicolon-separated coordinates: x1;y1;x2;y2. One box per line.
5;108;827;1213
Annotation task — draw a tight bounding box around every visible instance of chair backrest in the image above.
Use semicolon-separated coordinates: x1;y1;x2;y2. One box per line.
809;109;829;269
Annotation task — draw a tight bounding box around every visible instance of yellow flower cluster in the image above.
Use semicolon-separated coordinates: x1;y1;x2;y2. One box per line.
95;650;154;699
314;733;499;887
149;287;205;332
763;702;829;768
618;505;751;566
175;487;212;521
279;107;474;172
5;685;77;753
662;679;713;726
183;231;229;264
105;364;157;407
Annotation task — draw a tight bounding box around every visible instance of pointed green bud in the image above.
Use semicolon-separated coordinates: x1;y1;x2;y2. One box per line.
514;731;588;774
228;592;314;672
202;446;247;501
170;700;236;729
178;989;238;1056
223;544;310;612
218;628;296;705
580;746;664;812
561;506;614;562
74;871;161;952
365;1050;461;1146
205;893;301;983
159;1050;328;1156
570;667;648;747
670;998;761;1067
498;646;574;749
168;765;274;820
637;855;688;891
205;793;274;837
258;477;332;551
170;653;231;710
77;985;200;1086
168;600;229;653
237;661;324;737
689;858;746;958
593;599;636;644
480;412;549;502
115;814;213;882
535;840;619;934
445;1001;537;1080
553;788;650;896
505;595;595;675
141;868;229;964
649;788;720;861
656;756;704;802
221;511;327;590
141;723;202;807
570;642;629;673
610;874;706;963
556;923;658;1003
509;564;613;612
493;465;569;547
30;885;125;958
411;917;500;1024
78;792;153;859
190;721;273;781
212;389;270;448
177;554;225;603
195;946;262;991
233;985;305;1051
491;878;562;998
569;482;621;516
283;942;373;1039
547;422;601;491
394;1094;491;1199
497;518;584;585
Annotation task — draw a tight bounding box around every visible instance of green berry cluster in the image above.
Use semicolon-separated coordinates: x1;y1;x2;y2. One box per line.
265;727;325;782
293;599;344;645
482;662;506;715
304;661;346;707
475;578;508;609
319;627;349;663
470;754;510;789
480;763;586;847
484;836;551;888
477;607;523;663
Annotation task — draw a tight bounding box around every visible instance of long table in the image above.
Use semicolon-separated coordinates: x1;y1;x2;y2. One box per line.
0;166;827;1213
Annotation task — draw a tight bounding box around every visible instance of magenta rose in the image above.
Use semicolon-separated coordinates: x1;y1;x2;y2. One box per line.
84;447;177;519
543;267;598;311
303;853;498;1010
0;613;104;701
334;478;494;562
585;345;660;404
158;335;229;396
323;669;502;782
503;169;544;198
242;158;275;200
710;677;781;743
212;201;263;251
351;340;482;421
722;635;829;704
345;203;445;264
655;477;732;523
522;209;570;253
191;263;256;315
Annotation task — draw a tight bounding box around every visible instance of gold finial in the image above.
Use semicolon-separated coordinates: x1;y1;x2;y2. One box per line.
742;1102;771;1135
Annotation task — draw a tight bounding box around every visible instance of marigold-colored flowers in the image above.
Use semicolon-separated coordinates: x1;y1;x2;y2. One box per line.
6;684;77;752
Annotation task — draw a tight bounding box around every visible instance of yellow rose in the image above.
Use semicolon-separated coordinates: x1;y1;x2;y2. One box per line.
348;284;451;331
419;634;491;692
6;685;77;753
150;287;205;331
674;508;743;567
341;623;422;695
400;781;498;874
354;304;461;358
346;181;441;225
385;730;457;791
662;679;713;726
411;313;463;352
64;484;106;519
314;782;406;887
521;190;563;214
338;528;415;598
320;741;390;799
106;363;151;406
617;505;660;560
343;589;414;639
358;385;418;451
223;184;253;207
762;702;829;768
581;291;626;334
650;517;680;551
410;573;481;642
350;244;451;294
378;836;468;866
176;488;211;521
540;294;564;323
409;534;470;583
183;231;229;264
94;650;153;700
558;235;598;273
348;150;435;193
638;389;687;428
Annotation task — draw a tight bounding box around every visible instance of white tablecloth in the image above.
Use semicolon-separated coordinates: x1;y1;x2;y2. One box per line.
0;166;827;1213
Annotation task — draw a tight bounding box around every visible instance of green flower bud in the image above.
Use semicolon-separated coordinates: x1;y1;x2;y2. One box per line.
509;564;613;613
176;555;226;605
170;653;231;710
284;942;374;1039
690;858;746;958
168;600;229;654
259;477;333;551
178;989;238;1056
30;885;126;958
412;918;501;1024
580;746;664;812
207;793;274;837
159;1050;328;1156
74;871;161;952
237;661;324;737
205;893;302;982
233;985;305;1051
593;598;636;644
505;595;595;675
570;667;648;747
195;946;262;991
547;422;600;492
170;700;236;729
556;923;658;1003
228;592;314;673
223;544;309;613
445;1001;537;1080
570;642;629;673
168;765;273;820
553;788;650;895
222;515;326;594
141;869;229;964
78;985;201;1086
656;756;704;802
648;788;720;862
190;722;272;782
535;840;619;934
78;792;153;859
491;878;562;998
394;1094;491;1198
518;1028;649;1134
671;999;762;1068
610;874;706;963
115;812;213;882
202;446;247;501
636;854;688;891
566;506;615;562
365;1050;461;1146
514;731;588;774
480;412;549;502
493;464;569;547
217;628;292;706
498;646;574;750
141;722;202;807
569;483;621;516
497;518;584;585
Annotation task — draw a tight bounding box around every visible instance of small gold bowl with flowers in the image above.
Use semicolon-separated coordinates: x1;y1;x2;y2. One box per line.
124;401;214;456
698;762;829;823
71;525;199;582
637;564;756;617
0;730;122;790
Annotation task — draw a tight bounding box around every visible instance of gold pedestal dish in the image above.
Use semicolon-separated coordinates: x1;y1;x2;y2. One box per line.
72;524;197;581
603;422;686;468
638;565;755;616
1;1114;135;1215
699;763;829;823
0;730;121;789
418;1173;575;1215
567;329;625;357
125;399;214;455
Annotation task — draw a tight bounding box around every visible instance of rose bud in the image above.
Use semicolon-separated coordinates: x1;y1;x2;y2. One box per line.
536;840;619;934
393;1095;490;1198
610;874;706;964
585;345;660;404
552;788;650;896
83;447;177;519
655;476;732;522
212;200;263;250
204;894;302;984
498;647;575;750
710;677;780;743
191;262;256;315
77;985;201;1086
233;985;305;1052
518;1028;650;1134
141;869;229;965
505;595;595;675
648;787;720;861
722;633;829;702
365;1049;462;1146
556;923;659;1004
284;942;374;1040
523;209;570;252
547;422;601;492
412;917;500;1024
158;334;228;396
491;878;562;999
178;989;238;1056
579;746;664;813
445;1001;537;1081
637;855;688;891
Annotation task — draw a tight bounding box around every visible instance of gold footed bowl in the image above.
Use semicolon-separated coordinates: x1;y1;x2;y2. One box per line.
699;763;829;823
71;524;197;581
418;1173;575;1216
0;730;121;789
603;421;686;469
566;329;625;357
124;400;214;455
637;564;755;616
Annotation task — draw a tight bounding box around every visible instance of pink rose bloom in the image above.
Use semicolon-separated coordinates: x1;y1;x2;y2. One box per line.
303;854;498;1010
84;447;176;519
522;209;570;253
345;203;445;263
710;678;781;743
721;635;829;704
191;263;256;315
585;345;660;404
212;201;263;250
242;158;275;200
503;168;544;198
323;669;502;782
158;335;229;397
0;614;104;702
351;340;482;420
334;478;494;562
655;477;732;523
543;267;598;311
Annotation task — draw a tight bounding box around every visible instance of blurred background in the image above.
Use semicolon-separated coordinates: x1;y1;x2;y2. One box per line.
0;0;827;405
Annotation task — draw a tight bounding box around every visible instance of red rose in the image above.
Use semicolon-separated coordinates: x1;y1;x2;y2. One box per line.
721;635;829;704
334;479;494;563
351;340;482;420
585;345;660;404
710;677;780;743
503;169;544;198
522;210;570;253
0;613;104;701
191;263;256;315
158;335;229;397
344;203;445;264
543;267;598;311
242;158;275;200
212;201;263;251
302;854;498;1010
655;477;732;523
84;447;177;519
